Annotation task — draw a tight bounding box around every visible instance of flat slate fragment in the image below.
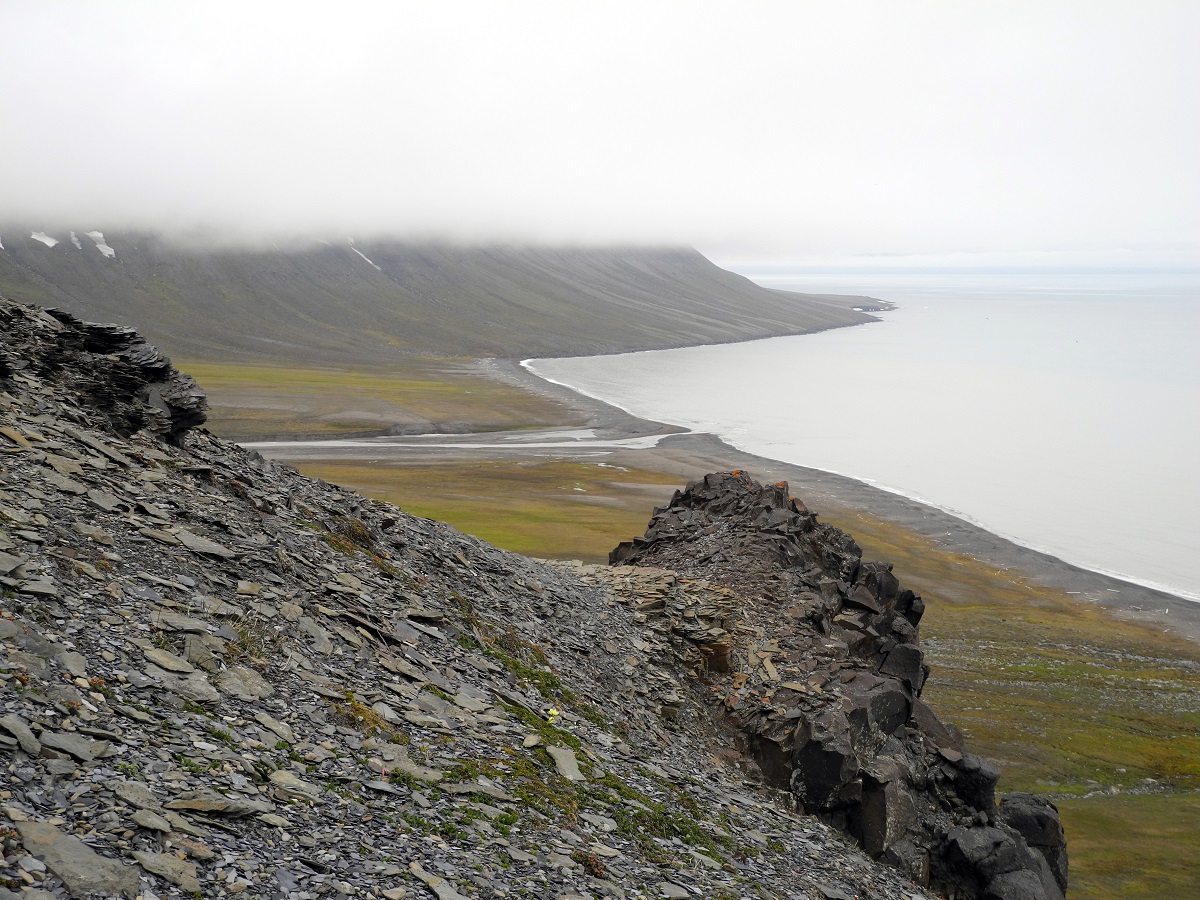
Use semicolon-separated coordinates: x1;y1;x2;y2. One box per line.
15;821;139;899
176;528;236;557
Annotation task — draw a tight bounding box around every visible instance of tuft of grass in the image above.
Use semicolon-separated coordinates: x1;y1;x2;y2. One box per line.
224;613;282;669
330;691;397;737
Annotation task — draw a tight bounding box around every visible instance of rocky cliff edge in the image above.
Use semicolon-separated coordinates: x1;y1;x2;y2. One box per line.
609;474;1067;899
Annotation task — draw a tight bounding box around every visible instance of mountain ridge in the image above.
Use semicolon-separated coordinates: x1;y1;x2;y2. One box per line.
0;230;886;366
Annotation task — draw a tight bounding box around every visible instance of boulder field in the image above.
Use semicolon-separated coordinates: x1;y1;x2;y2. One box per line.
0;296;1064;900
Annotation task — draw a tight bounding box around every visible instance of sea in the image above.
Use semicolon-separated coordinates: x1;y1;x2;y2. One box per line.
525;271;1200;602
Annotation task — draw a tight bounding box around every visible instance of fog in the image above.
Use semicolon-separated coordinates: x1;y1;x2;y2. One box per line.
2;1;1197;266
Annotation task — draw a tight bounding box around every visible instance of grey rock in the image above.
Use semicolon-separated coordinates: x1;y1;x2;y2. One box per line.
1000;792;1069;894
151;608;210;632
72;521;115;545
86;488;124;511
0;550;26;574
217;664;275;700
183;632;220;670
0;713;42;755
546;745;586;782
165;788;274;816
15;820;139;899
268;768;322;800
55;649;88;677
176;528;235;557
18;578;59;596
131;808;173;831
254;710;296;743
133;849;202;893
408;861;471;900
111;779;163;811
144;646;194;672
144;664;220;702
40;730;107;762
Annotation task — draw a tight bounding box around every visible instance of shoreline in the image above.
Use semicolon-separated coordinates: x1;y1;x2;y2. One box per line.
250;354;1200;643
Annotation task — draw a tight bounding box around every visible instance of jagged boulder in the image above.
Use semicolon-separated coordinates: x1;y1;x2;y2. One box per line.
1000;793;1069;894
612;471;1068;899
940;824;1066;900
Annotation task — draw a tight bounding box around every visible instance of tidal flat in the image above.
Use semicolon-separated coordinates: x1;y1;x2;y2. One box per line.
201;360;1200;900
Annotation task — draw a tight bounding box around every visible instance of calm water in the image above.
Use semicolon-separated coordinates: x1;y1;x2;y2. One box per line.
527;273;1200;601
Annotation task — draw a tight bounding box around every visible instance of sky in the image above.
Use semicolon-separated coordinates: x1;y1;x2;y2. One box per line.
2;1;1198;268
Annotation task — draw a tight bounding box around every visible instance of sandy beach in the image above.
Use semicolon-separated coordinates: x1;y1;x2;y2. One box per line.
250;356;1200;644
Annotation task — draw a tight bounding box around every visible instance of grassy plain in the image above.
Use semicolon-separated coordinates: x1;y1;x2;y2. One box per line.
825;506;1200;899
287;455;1200;900
295;458;679;560
182;361;580;441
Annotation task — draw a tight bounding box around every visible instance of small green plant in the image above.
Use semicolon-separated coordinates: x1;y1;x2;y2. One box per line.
176;755;215;774
501;702;583;751
387;770;419;789
570;850;607;878
183;699;211;716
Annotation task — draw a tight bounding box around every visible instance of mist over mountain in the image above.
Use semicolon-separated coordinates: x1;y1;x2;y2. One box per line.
0;228;882;365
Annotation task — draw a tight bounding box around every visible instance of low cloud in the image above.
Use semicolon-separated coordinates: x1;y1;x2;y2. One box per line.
2;1;1198;264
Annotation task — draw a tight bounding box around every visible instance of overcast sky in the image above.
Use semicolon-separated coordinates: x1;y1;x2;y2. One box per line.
2;1;1197;267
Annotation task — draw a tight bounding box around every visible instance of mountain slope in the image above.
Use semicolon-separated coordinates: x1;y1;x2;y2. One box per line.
0;230;883;365
0;298;928;900
0;297;1066;900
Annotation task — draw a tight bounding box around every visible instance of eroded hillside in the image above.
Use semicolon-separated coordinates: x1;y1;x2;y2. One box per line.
0;298;1062;900
0;233;883;365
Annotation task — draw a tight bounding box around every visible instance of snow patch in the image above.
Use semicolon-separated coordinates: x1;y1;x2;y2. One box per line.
347;238;382;271
351;247;382;271
31;231;59;248
70;231;82;249
0;237;5;250
85;231;116;258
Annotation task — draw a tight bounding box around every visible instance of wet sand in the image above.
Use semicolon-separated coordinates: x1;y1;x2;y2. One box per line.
251;356;1200;643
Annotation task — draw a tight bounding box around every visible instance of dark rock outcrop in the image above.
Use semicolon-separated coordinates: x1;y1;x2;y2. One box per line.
611;471;1069;900
0;302;206;444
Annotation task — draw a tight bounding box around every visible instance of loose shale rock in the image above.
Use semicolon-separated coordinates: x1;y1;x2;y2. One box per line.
0;296;1056;899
